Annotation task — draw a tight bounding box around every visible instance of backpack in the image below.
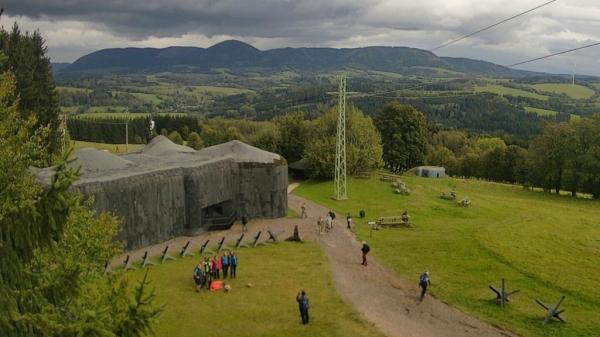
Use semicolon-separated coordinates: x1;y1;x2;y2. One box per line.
420;273;429;284
363;244;370;253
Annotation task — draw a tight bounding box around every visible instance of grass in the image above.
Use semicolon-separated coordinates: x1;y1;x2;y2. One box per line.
71;140;144;154
294;176;600;337
524;106;558;117
474;84;548;100
128;242;385;337
531;84;595;100
288;208;301;219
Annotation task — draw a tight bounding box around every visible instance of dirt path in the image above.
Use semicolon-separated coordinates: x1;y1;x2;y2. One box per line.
116;190;517;337
287;193;517;337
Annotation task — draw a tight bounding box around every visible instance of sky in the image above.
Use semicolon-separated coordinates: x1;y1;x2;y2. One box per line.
3;0;600;76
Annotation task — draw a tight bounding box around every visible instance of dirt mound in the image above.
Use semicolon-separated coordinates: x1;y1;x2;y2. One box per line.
198;140;281;163
141;135;196;157
69;148;134;172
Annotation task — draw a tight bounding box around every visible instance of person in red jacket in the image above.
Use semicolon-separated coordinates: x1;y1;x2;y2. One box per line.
215;255;223;279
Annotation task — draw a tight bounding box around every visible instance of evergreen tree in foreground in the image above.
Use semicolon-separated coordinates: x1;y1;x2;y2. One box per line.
0;54;159;336
0;24;61;164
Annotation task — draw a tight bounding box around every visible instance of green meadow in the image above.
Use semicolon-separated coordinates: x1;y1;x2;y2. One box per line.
294;176;600;337
474;84;549;100
524;106;558;117
531;83;596;100
128;242;385;337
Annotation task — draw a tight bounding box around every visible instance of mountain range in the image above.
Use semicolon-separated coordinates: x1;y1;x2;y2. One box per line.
58;40;533;77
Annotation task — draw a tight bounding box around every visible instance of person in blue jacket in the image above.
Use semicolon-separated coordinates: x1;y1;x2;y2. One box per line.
221;253;230;278
296;290;310;324
230;252;238;278
193;262;205;292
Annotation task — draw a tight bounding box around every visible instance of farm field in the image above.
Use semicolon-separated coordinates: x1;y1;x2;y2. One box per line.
473;84;548;100
524;106;558;117
294;176;600;337
128;242;385;337
531;83;595;100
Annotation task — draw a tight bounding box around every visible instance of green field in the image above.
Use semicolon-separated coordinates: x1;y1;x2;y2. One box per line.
71;140;144;154
474;84;548;100
531;84;596;100
524;106;558;117
295;176;600;337
129;242;385;337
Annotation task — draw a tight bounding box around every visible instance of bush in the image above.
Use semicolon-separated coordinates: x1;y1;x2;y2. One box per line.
168;131;183;145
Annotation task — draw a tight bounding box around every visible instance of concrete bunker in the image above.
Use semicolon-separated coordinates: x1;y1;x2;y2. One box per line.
34;136;288;249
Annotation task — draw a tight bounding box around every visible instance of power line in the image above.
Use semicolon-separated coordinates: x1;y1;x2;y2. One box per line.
430;0;558;52
507;41;600;67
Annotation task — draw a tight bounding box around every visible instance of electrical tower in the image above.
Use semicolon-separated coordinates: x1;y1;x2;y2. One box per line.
334;74;347;200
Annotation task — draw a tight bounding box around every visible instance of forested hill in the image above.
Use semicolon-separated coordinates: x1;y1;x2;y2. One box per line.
62;40;530;77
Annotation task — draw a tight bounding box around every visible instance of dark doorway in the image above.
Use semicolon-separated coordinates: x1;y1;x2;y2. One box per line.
202;200;236;230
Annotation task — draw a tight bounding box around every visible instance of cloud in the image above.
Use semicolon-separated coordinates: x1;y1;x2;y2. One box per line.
3;0;600;75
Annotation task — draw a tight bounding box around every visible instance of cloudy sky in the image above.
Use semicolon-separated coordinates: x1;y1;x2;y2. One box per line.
3;0;600;75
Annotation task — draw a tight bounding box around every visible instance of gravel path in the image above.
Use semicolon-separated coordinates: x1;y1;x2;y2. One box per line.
116;188;517;337
287;194;517;337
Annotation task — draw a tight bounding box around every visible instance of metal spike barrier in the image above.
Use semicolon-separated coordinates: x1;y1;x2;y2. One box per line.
180;240;194;257
252;230;264;248
267;228;284;243
536;296;566;325
161;245;175;263
123;255;136;271
199;239;211;255
103;261;112;275
216;237;226;252
489;278;519;308
141;251;156;268
235;233;248;249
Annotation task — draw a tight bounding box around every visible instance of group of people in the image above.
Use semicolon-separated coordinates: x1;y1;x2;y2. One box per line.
193;251;239;292
317;210;337;233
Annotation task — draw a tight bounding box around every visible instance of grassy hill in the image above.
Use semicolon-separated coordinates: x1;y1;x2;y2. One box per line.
531;83;596;100
294;176;600;337
128;242;385;337
524;106;558;117
474;84;548;100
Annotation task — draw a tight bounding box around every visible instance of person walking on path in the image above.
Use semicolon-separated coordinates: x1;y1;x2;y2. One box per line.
328;210;336;228
241;215;249;233
346;214;353;230
361;241;370;266
317;216;324;234
230;252;238;278
221;253;230;278
296;290;310;324
325;214;332;232
419;271;431;301
301;203;308;218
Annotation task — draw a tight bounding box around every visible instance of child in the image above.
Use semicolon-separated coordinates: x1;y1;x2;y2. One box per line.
216;255;223;279
230;252;238;278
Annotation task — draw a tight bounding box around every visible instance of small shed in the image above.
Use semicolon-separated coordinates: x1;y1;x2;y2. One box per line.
288;158;309;180
415;166;446;178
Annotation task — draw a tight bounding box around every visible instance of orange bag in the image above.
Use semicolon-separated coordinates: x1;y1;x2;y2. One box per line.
210;280;223;292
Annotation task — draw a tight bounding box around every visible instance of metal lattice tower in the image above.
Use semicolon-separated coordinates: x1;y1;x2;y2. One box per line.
334;74;347;200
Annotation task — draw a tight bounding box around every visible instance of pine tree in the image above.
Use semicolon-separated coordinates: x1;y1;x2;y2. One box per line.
0;24;60;164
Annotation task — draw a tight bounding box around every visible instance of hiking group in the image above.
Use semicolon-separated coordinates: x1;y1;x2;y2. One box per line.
193;251;239;292
317;210;337;234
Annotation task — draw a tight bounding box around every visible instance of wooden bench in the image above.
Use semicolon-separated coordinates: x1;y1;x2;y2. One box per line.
376;216;412;228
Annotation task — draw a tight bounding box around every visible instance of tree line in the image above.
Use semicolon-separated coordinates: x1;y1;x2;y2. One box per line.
67;115;201;144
